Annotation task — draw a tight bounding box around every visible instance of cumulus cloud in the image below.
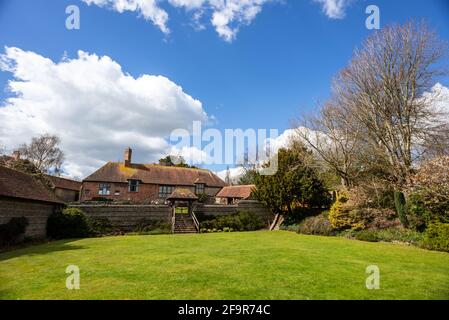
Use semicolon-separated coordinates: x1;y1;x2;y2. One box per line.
83;0;170;33
425;83;449;119
82;0;273;42
0;47;208;179
313;0;352;19
215;166;245;183
81;0;356;41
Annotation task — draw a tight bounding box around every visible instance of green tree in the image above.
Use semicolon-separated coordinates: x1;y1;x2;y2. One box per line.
253;147;331;216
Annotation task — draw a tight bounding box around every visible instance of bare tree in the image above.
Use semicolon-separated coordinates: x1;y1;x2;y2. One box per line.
332;21;448;190
295;100;364;188
20;134;64;175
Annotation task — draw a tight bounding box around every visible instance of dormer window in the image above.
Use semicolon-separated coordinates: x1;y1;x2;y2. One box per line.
195;183;205;195
128;180;140;193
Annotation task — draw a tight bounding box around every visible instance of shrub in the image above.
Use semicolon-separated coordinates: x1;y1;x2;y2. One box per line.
47;208;91;239
374;228;423;244
90;197;114;203
200;212;265;233
421;221;449;252
329;190;353;230
0;217;29;245
133;219;172;235
407;156;449;223
405;193;431;231
350;208;400;230
88;217;113;236
280;224;301;233
298;214;335;236
355;230;379;242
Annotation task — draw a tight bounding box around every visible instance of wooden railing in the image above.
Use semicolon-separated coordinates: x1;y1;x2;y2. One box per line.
191;211;200;233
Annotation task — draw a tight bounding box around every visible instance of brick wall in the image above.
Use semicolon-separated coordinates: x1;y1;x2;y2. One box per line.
0;197;61;239
195;200;275;227
54;188;79;203
69;204;172;231
80;182;159;203
80;182;221;204
70;200;274;231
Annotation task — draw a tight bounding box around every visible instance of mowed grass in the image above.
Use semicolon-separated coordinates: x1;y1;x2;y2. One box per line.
0;231;448;300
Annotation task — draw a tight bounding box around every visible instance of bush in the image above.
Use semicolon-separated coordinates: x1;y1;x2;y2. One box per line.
329;190;353;230
350;208;400;230
200;212;265;233
355;230;379;242
298;214;335;236
0;217;29;245
88;217;113;236
280;224;301;233
374;228;423;244
407;156;449;223
47;208;91;239
421;221;449;252
133;219;172;235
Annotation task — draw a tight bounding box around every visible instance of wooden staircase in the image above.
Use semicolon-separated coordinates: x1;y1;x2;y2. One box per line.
173;214;199;234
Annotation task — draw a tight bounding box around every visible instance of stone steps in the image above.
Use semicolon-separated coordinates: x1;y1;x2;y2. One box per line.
173;214;198;234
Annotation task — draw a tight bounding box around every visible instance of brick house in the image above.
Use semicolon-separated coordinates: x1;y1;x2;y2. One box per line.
0;166;64;239
80;148;227;203
216;185;256;205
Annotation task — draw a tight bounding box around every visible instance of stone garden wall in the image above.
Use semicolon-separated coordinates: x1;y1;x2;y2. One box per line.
69;204;172;232
69;200;274;231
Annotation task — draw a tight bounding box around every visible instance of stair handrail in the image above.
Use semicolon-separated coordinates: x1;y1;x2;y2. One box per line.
191;211;200;233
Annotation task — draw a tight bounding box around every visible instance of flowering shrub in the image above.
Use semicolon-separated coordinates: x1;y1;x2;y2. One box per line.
407;156;449;224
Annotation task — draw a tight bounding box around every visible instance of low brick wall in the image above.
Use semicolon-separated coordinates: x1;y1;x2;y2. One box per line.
0;197;61;239
69;204;172;232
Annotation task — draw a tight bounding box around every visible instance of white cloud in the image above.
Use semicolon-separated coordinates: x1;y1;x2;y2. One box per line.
313;0;351;19
425;83;449;119
215;166;245;183
0;47;208;179
169;145;213;164
82;0;355;41
82;0;170;34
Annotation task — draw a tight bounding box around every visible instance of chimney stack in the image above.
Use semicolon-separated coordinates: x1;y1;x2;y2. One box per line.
12;150;21;161
124;147;132;166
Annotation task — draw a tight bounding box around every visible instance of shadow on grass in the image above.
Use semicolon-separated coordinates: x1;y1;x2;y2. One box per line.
0;239;86;262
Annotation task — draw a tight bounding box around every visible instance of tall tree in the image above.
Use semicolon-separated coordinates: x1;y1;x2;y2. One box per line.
326;22;448;226
333;21;448;189
20;134;64;175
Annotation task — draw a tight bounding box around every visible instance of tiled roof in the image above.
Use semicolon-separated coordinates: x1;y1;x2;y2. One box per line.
0;166;64;204
46;175;81;191
83;162;227;188
216;185;255;200
167;188;199;200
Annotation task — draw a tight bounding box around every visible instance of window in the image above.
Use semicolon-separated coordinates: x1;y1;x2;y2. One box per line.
98;183;111;196
159;185;174;199
128;180;140;193
195;183;205;195
84;189;90;195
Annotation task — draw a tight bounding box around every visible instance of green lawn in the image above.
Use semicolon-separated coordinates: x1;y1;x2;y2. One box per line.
1;231;448;300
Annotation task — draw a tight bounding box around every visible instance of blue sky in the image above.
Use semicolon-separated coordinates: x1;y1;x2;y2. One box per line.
0;0;448;178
